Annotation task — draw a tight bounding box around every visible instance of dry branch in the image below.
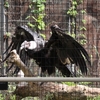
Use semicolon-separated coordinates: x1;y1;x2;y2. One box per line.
9;50;100;100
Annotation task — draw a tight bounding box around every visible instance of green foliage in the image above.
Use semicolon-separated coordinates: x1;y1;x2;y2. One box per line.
67;32;76;38
4;1;9;8
78;82;92;85
67;0;78;38
76;0;83;4
67;32;87;45
82;19;86;24
62;81;91;86
87;96;100;100
67;0;78;17
77;33;87;45
5;32;12;38
44;92;54;100
40;33;46;39
67;6;78;17
62;82;76;86
80;27;87;31
81;9;86;14
67;0;87;45
10;95;16;100
0;93;16;100
0;94;4;100
8;84;16;93
0;84;16;100
27;0;46;31
71;21;76;28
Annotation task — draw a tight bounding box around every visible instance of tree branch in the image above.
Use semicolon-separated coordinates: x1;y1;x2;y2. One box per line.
10;50;33;77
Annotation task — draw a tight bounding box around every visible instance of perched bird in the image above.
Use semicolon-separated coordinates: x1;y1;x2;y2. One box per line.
2;25;45;74
2;24;91;77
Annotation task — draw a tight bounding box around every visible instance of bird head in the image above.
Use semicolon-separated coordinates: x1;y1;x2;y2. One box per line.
20;40;37;50
50;24;59;30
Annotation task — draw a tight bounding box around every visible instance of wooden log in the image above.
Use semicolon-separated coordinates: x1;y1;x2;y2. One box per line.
9;50;100;100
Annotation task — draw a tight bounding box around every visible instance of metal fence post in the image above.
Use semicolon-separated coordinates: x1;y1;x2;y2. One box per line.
0;0;5;75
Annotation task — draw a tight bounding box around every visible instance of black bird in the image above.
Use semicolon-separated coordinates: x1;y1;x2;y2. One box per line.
2;25;91;77
2;25;45;74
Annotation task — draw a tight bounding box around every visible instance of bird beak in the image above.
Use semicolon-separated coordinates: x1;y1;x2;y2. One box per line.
20;45;24;50
20;41;30;50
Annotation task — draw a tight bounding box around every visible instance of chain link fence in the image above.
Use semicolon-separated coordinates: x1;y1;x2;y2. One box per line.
0;0;100;100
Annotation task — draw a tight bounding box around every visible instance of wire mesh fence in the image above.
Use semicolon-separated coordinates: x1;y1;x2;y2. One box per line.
0;0;100;100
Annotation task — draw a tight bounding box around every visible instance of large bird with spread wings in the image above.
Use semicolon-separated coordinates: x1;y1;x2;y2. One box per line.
2;24;91;76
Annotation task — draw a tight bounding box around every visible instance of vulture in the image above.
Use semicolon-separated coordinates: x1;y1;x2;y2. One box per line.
2;24;91;77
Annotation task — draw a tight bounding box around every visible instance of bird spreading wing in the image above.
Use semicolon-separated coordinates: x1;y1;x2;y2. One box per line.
2;25;45;74
49;25;91;75
2;24;91;77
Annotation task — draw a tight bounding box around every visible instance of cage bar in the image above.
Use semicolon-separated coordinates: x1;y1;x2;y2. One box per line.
0;77;99;82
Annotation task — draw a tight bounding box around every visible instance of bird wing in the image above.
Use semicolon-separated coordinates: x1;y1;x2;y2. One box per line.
4;25;40;54
1;24;90;76
2;25;44;74
45;25;91;75
28;24;91;77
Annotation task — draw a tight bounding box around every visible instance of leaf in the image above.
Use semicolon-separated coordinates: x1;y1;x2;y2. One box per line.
40;33;46;39
27;22;35;28
32;16;37;21
25;16;30;19
4;2;9;8
82;19;86;24
80;27;87;31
